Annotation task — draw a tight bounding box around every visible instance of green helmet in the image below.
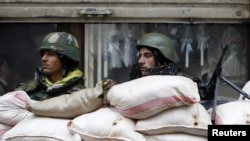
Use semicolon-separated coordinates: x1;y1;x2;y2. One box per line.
39;32;79;62
136;32;174;62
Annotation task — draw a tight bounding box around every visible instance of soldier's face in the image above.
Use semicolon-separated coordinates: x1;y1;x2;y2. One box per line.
41;51;63;82
138;47;156;76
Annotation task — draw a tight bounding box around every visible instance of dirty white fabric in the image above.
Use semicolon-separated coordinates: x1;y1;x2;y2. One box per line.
28;80;104;118
207;100;250;125
145;133;207;141
0;123;12;140
0;91;33;126
135;103;211;136
68;107;146;141
107;75;200;119
2;114;81;141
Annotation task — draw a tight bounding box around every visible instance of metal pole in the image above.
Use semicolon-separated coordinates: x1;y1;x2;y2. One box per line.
220;76;250;100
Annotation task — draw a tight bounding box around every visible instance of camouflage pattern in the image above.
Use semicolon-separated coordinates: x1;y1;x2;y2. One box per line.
136;33;175;62
39;32;80;62
15;68;85;101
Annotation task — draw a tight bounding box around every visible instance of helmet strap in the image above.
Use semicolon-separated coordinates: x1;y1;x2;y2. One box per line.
58;54;68;78
62;68;67;77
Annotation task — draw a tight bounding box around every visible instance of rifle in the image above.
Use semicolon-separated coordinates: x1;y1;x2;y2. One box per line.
205;43;229;100
195;43;228;124
197;43;250;101
194;44;228;100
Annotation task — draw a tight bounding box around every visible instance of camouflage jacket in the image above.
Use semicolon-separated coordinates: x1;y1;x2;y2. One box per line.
15;68;85;101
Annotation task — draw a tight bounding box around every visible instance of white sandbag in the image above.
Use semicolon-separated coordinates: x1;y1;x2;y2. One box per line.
0;91;33;126
135;103;211;136
27;79;116;118
238;80;250;101
68;107;146;141
107;75;200;119
2;114;81;141
0;123;12;140
207;100;250;125
27;88;103;118
145;133;207;141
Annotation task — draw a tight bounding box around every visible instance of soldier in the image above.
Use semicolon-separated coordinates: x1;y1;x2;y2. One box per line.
15;32;85;101
130;32;188;79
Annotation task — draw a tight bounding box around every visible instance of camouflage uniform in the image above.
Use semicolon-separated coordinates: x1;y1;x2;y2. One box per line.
15;32;85;101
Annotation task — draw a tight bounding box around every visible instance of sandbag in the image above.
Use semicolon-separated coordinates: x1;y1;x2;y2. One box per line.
2;114;81;141
135;103;211;136
27;79;116;118
207;100;250;125
145;133;207;141
0;123;12;140
68;107;146;141
0;91;33;126
107;75;200;119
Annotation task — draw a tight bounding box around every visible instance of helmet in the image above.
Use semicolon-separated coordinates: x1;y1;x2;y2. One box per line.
136;32;174;62
39;32;79;62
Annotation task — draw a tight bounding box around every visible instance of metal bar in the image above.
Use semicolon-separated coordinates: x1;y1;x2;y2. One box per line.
220;76;250;100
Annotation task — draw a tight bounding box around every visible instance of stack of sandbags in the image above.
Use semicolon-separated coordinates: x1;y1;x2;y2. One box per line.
68;107;146;141
1;79;115;141
1;91;81;141
0;81;113;141
2;114;81;141
1;76;212;141
106;75;210;140
68;75;211;141
67;104;210;141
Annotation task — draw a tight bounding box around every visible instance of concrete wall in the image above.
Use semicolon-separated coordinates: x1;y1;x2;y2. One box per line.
0;0;249;23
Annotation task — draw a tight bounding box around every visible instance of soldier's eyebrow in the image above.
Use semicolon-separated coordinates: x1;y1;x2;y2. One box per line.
144;52;154;57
